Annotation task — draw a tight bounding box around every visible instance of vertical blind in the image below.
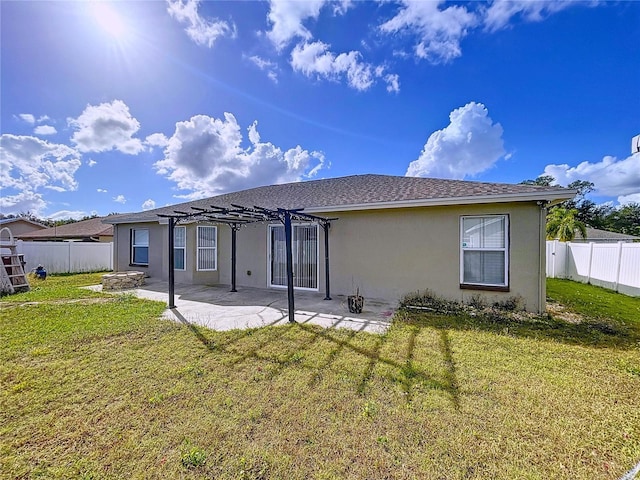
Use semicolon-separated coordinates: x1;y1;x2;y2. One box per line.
270;225;318;289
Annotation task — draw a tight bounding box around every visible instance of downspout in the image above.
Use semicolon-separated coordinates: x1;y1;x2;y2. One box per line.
168;217;175;309
112;224;117;271
538;201;548;314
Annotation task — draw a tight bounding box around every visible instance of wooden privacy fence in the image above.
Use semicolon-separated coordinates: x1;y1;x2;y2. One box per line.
546;240;640;296
16;240;113;274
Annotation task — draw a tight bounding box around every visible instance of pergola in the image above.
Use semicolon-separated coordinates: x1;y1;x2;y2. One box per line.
158;204;336;323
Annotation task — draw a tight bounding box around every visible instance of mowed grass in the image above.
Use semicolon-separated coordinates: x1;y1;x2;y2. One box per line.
1;275;639;479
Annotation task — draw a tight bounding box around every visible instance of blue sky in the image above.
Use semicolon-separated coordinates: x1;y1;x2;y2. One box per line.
1;0;639;220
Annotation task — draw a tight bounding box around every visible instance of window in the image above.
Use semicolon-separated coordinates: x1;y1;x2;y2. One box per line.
197;226;217;271
131;228;149;265
174;226;186;270
460;215;508;288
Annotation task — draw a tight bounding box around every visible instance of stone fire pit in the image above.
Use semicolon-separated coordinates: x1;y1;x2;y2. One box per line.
102;271;145;291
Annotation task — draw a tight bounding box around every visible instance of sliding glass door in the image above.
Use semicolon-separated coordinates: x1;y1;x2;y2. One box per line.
269;224;318;290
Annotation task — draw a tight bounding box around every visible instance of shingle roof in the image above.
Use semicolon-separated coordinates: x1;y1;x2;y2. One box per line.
106;174;574;224
581;227;640;241
17;216;113;239
0;218;47;228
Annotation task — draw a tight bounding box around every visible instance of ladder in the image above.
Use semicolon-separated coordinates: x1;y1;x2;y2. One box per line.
1;227;30;295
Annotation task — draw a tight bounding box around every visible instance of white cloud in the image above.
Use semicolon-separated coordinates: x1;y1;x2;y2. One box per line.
34;125;57;135
69;100;145;154
113;195;127;204
266;0;326;51
97;188;108;193
379;1;477;64
145;132;170;148
543;153;640;205
154;113;325;198
406;102;505;179
0;134;82;194
37;115;51;123
247;55;279;83
18;113;35;124
384;73;400;93
167;0;236;48
142;199;157;210
87;159;97;167
0;191;47;215
291;41;396;91
483;0;574;32
47;210;87;221
618;193;640;205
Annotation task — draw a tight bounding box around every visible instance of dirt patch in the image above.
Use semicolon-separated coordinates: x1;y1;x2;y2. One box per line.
546;302;586;324
1;298;120;308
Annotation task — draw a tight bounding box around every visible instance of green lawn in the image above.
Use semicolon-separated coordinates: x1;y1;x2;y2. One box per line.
1;275;639;479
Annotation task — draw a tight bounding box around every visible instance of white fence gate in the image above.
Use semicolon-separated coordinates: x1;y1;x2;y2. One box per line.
16;240;113;274
546;240;640;296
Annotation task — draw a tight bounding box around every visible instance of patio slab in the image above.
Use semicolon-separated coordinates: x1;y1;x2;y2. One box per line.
90;281;395;334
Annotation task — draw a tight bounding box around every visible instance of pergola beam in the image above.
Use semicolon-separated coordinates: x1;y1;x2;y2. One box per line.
159;204;335;321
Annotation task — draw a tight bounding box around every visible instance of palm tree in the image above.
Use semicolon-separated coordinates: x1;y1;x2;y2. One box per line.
546;207;587;242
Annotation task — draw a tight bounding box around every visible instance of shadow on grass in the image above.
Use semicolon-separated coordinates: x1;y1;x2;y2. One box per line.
296;322;460;409
173;308;461;409
396;307;640;350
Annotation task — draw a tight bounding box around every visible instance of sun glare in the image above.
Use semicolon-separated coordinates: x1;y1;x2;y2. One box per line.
91;2;128;40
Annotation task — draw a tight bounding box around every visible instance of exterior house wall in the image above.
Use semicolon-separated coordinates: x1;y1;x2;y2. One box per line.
319;202;542;311
113;201;545;312
113;222;164;279
2;220;47;237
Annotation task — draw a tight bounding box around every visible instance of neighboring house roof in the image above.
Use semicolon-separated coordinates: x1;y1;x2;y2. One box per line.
17;216;114;240
0;218;47;228
575;227;640;242
106;174;575;224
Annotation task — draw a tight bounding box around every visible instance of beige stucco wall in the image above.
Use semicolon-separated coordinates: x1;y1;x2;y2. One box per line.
113;201;546;312
5;220;46;237
321;203;544;312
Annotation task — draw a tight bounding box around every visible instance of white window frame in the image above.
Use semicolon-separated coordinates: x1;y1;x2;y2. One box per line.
197;225;217;271
174;226;186;271
268;223;319;292
131;228;149;266
460;215;509;289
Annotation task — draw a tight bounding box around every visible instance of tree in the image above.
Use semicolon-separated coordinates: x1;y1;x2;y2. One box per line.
520;176;640;237
546;208;587;242
605;202;640;236
519;175;555;187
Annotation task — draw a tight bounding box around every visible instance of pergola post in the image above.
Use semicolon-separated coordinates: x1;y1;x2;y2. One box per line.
283;210;296;323
230;224;238;292
323;222;331;300
159;205;335;322
168;216;176;309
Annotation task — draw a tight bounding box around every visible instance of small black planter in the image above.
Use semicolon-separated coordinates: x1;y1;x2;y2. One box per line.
347;295;364;314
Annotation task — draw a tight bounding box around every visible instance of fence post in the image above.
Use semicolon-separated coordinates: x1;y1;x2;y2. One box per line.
586;242;594;284
614;241;624;293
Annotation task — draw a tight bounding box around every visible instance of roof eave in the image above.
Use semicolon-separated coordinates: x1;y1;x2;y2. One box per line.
103;217;159;225
305;190;577;214
105;190;576;224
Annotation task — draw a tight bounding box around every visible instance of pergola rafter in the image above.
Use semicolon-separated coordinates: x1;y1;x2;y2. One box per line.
158;204;336;323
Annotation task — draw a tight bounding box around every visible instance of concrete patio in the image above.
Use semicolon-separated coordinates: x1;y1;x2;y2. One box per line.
91;280;396;334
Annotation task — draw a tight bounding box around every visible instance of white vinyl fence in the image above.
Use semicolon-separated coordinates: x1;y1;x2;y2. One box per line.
16;240;113;274
546;240;640;296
